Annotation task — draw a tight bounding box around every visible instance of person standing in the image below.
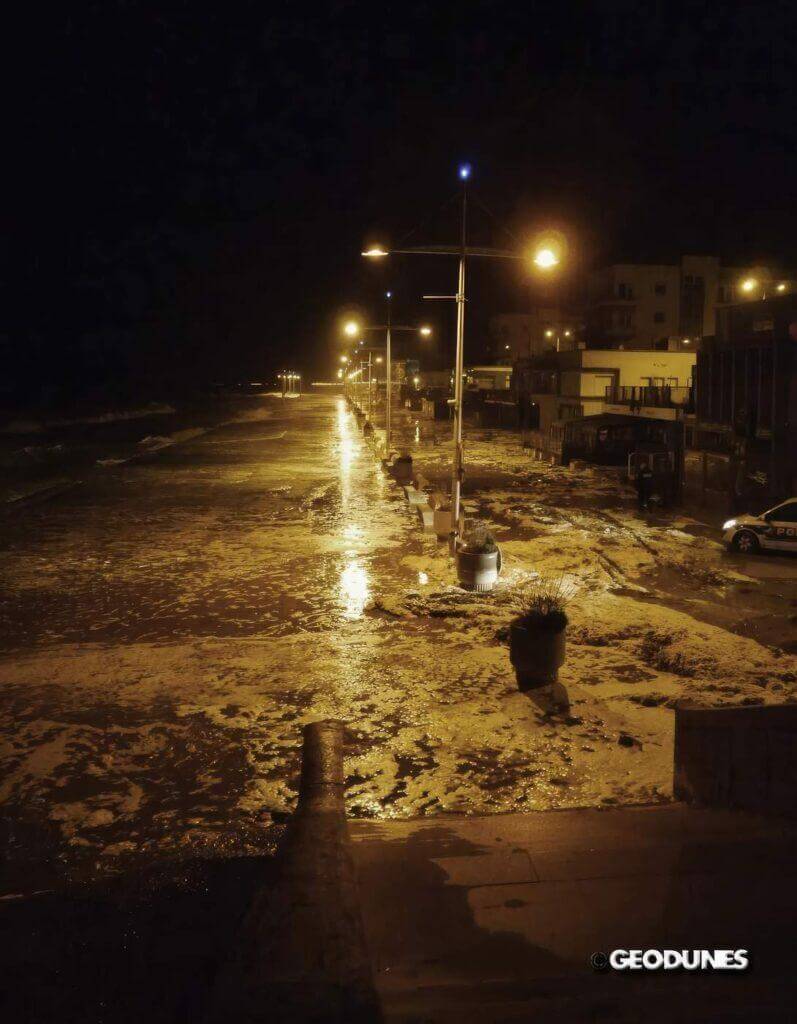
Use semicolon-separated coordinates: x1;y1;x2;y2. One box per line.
637;462;654;512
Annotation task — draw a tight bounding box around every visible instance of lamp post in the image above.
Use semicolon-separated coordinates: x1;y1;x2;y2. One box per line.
341;301;431;452
362;165;559;543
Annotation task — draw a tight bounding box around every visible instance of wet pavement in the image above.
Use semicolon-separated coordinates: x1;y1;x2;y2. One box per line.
1;393;796;888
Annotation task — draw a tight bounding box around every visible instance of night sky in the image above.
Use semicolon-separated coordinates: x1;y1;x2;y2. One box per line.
5;2;797;398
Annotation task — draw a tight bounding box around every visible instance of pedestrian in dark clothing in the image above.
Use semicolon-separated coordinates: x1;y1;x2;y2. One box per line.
637;464;654;511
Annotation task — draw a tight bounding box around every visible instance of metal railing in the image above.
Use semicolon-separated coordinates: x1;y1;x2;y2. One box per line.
605;385;693;409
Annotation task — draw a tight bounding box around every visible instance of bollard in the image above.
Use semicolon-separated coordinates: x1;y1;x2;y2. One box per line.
211;721;382;1023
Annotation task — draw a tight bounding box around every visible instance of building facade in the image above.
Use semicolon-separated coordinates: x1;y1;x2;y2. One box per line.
587;256;796;349
687;295;797;508
514;349;696;436
488;309;582;361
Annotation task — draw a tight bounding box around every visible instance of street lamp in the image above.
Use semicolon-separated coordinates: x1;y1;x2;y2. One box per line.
533;248;559;269
363;166;563;543
344;320;360;336
342;295;432;448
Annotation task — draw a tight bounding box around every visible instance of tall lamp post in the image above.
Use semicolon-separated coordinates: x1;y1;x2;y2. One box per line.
362;165;561;542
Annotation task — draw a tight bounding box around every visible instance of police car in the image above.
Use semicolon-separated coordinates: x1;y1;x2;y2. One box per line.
723;498;797;553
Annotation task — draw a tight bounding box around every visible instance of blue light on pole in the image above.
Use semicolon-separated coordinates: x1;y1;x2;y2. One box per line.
459;163;471;180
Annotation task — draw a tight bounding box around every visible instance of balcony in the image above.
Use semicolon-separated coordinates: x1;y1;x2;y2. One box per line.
606;385;694;411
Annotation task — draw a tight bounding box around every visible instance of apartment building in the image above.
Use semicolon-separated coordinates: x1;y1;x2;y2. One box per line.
686;293;797;508
587;256;797;348
514;348;696;436
488;309;582;361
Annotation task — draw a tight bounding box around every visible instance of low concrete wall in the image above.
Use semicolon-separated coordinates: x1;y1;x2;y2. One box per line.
674;702;797;817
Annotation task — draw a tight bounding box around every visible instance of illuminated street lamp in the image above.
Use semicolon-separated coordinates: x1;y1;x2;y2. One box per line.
344;320;359;336
342;296;432;448
533;248;559;269
363;165;559;543
340;355;349;364
740;277;757;294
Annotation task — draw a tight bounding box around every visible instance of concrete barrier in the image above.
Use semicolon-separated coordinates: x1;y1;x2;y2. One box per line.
212;721;382;1022
403;486;427;506
674;702;797;817
416;503;435;531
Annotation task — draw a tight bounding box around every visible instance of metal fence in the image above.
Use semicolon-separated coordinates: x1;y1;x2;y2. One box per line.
606;385;693;408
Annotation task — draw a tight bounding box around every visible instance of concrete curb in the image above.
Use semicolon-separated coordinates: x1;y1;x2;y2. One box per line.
211;722;383;1023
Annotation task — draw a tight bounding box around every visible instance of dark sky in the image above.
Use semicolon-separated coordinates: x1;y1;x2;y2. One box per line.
5;1;797;392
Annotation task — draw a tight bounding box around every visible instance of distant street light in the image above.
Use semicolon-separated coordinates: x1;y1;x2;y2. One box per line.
740;277;757;293
342;296;432;449
340;355;349;363
344;320;360;336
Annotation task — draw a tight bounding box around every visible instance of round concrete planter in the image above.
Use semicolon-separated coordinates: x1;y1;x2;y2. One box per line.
433;508;453;539
509;622;566;689
455;546;501;592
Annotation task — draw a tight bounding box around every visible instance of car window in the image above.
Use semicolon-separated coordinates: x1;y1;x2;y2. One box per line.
768;501;797;522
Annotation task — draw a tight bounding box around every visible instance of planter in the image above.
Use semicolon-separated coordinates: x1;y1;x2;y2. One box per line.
509;622;566;689
390;456;414;485
456;545;501;592
362;420;374;437
433;508;453;539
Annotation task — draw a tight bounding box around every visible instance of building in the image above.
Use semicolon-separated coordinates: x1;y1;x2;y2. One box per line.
687;294;797;509
488;309;582;361
514;348;696;437
466;365;513;391
587;256;797;349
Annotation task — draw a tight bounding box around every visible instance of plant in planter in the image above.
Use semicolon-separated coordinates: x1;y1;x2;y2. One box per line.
509;576;574;690
456;528;501;592
390;453;414;483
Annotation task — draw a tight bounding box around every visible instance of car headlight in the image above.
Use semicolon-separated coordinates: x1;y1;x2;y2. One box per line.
722;519;737;530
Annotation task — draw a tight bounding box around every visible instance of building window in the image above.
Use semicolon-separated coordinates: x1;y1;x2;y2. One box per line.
617;282;633;299
653;311;665;323
655;282;666;295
